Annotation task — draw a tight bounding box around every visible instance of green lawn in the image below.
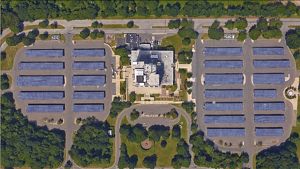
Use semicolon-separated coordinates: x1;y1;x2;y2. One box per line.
24;24;64;30
161;34;194;54
72;34;104;40
1;43;23;70
292;97;300;159
102;24;139;29
121;115;187;168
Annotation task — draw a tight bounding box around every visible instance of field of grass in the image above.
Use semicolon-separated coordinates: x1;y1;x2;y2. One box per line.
161;34;194;54
0;31;14;45
121;115;187;167
24;24;64;30
152;26;169;29
72;34;104;41
292;97;300;159
1;43;23;70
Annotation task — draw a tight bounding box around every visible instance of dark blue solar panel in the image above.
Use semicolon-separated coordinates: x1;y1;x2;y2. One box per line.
254;89;277;98
253;47;284;55
204;47;242;56
254;102;285;111
72;75;105;86
253;60;290;68
73;91;105;99
25;49;64;57
18;62;64;70
73;61;105;70
17;76;64;86
204;60;243;68
205;89;243;98
27;104;64;113
72;49;105;57
204;102;243;111
73;104;104;112
205;73;243;84
254;115;285;123
204;115;245;123
207;128;245;137
19;91;64;100
255;128;284;136
253;73;284;84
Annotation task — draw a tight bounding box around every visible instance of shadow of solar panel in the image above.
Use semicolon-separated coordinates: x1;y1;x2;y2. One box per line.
253;73;284;84
72;49;105;57
254;115;285;123
205;73;243;84
205;89;243;98
25;49;64;57
19;91;64;100
253;60;290;68
204;60;243;68
73;91;105;99
27;104;65;113
73;61;105;70
204;115;245;123
207;128;245;137
254;89;277;98
18;62;65;70
204;102;243;111
17;75;64;86
73;104;104;112
72;75;106;86
254;102;285;111
255;128;284;136
204;47;242;56
253;47;284;55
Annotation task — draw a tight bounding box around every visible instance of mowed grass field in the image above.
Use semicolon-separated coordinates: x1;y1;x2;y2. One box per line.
1;44;23;70
161;34;194;54
121;116;187;167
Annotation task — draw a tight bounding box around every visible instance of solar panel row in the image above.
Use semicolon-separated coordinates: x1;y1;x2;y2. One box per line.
204;115;245;123
254;115;285;123
254;102;285;111
19;91;64;100
204;102;243;111
253;73;285;84
73;61;105;70
255;128;284;136
253;47;284;56
205;73;244;84
27;104;65;113
25;49;64;57
204;47;243;56
73;91;105;99
207;128;245;137
73;104;104;112
204;60;243;68
17;75;64;86
18;62;65;70
72;49;105;57
205;89;243;98
253;60;290;68
254;89;277;98
72;75;106;86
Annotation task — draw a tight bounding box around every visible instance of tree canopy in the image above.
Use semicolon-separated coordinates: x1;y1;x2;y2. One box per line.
285;28;300;49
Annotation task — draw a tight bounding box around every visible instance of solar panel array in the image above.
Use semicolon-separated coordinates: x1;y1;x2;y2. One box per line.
254;89;277;98
25;49;64;57
27;104;65;113
19;91;65;100
253;73;285;84
17;75;64;86
253;47;284;56
73;104;104;112
204;47;243;56
73;61;105;70
72;75;106;86
205;73;244;84
204;115;245;124
72;49;105;57
255;128;284;136
204;60;243;68
207;128;245;137
205;89;243;98
18;62;65;70
73;91;105;99
205;102;243;111
254;102;285;111
254;115;285;123
253;60;290;68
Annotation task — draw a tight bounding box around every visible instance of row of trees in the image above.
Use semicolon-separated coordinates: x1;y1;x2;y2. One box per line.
181;101;198;133
6;28;40;46
1;92;65;168
109;97;132;118
171;139;191;169
2;1;300;31
190;131;249;168
79;28;105;39
1;74;9;90
249;17;283;40
69;117;113;167
178;50;193;64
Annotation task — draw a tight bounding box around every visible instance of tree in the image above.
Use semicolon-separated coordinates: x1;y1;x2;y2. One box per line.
1;74;9;90
115;47;130;66
6;33;25;46
178;50;193;64
10;22;24;33
257;17;268;31
262;28;282;39
27;28;39;39
285;28;300;49
91;21;99;28
130;109;140;121
234;17;248;30
178;27;198;39
64;160;73;169
109;97;131;118
22;36;35;46
293;50;300;60
39;19;49;28
208;20;224;40
164;2;181;17
80;28;90;39
148;125;170;142
127;21;134;28
1;52;6;61
39;31;49;40
129;92;136;103
249;25;261;40
224;19;235;30
182;37;191;45
128;155;138;169
269;18;283;29
143;154;157;169
90;29;99;39
97;30;105;38
181;101;195;114
161;140;167;148
168;19;181;29
50;21;58;29
172;124;181;139
237;30;247;42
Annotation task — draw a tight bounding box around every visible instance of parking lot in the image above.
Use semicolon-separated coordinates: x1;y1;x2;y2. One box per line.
12;35;114;127
194;38;298;153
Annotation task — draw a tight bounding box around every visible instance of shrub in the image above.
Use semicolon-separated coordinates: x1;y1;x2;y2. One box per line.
127;21;134;28
182;37;191;45
160;140;167;148
224;19;235;30
39;32;49;40
237;30;247;42
39;19;49;28
130;109;140;121
80;28;90;39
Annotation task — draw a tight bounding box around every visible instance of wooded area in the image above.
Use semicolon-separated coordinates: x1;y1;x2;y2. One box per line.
1;92;65;168
2;0;300;31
